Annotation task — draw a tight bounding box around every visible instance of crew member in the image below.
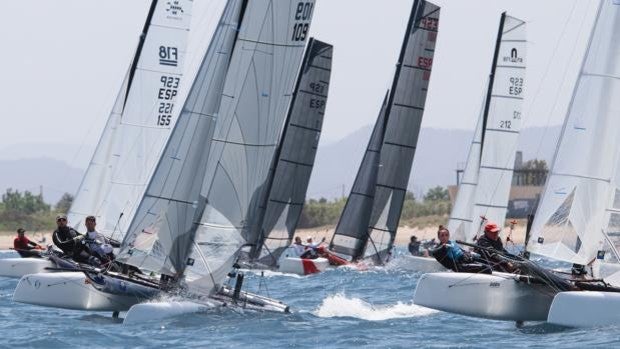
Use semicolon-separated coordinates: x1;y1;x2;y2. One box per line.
408;235;422;256
474;222;515;272
52;214;81;257
82;216;117;266
13;228;44;258
431;225;490;273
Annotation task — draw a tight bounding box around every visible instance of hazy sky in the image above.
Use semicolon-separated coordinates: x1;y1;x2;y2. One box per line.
0;0;598;161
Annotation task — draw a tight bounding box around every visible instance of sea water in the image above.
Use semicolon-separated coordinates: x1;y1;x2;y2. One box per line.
0;249;617;349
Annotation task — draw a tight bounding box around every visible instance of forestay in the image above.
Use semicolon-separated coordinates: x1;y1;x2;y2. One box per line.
117;0;239;274
471;14;526;241
251;38;333;267
186;0;316;294
331;0;440;263
530;0;620;266
68;0;194;239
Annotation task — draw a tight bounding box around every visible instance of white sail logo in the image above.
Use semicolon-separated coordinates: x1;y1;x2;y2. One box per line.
503;48;523;63
166;0;184;19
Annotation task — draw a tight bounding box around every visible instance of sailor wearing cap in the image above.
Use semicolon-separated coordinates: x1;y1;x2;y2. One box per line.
474;221;514;272
51;214;81;256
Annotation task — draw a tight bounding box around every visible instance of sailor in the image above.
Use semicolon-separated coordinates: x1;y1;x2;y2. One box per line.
52;214;81;257
81;216;117;266
13;228;44;258
408;235;422;256
291;236;306;257
474;222;515;272
431;225;490;273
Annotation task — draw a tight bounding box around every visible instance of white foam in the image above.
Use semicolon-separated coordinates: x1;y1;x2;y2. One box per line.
313;293;437;321
246;269;303;279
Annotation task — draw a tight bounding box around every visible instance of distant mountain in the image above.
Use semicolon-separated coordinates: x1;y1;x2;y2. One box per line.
0;158;83;205
307;125;561;199
0;125;561;204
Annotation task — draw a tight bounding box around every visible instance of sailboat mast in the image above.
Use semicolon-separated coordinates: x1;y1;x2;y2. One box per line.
124;0;159;109
479;12;506;156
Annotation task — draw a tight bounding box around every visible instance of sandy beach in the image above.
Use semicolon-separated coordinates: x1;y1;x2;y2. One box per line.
0;223;527;250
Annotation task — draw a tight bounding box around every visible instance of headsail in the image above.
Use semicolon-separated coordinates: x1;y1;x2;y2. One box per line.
449;14;527;242
184;0;315;294
330;0;440;263
250;38;333;267
67;0;194;239
529;0;620;265
116;0;242;274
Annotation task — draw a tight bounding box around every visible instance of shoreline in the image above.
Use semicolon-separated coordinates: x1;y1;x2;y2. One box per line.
0;225;526;250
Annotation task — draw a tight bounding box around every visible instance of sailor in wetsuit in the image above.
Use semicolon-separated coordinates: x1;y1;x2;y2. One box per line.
431;225;491;274
13;228;44;258
52;214;80;256
474;222;515;272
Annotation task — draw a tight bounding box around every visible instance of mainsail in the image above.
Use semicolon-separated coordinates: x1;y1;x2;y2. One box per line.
117;0;242;274
250;38;333;267
330;0;440;263
186;0;316;294
67;0;194;239
529;0;620;265
449;14;527;242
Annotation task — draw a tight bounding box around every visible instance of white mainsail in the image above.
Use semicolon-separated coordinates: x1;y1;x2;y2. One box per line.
448;14;527;242
187;0;316;294
67;0;194;239
117;0;241;275
529;0;620;266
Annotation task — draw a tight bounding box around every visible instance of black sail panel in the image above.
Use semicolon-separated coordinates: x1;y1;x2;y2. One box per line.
365;0;440;263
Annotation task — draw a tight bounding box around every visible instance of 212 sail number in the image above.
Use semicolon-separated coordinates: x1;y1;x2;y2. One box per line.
291;2;313;42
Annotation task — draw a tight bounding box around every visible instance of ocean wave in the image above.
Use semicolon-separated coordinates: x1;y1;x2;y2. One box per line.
313;293;436;321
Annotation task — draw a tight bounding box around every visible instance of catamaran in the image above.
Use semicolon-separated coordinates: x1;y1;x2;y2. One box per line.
404;11;526;273
415;1;620;325
14;0;318;321
328;0;440;268
0;0;194;278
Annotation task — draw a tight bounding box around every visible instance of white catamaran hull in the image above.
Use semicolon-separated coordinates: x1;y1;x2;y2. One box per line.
396;255;446;273
0;258;55;278
547;291;620;327
13;272;141;311
278;257;329;275
413;272;554;321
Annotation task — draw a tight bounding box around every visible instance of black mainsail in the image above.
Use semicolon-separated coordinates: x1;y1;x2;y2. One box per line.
330;0;440;263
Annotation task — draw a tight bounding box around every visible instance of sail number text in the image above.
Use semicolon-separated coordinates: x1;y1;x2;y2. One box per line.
157;75;180;126
308;82;326;109
509;77;523;96
291;2;313;42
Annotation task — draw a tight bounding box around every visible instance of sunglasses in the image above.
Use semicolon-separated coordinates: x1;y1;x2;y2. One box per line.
57;218;67;222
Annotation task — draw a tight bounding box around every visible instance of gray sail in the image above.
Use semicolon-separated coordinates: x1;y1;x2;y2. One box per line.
116;0;244;275
185;0;316;295
331;0;440;263
250;38;333;267
330;92;389;257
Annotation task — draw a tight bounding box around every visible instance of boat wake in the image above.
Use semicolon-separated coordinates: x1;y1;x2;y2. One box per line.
245;269;303;279
313;293;437;321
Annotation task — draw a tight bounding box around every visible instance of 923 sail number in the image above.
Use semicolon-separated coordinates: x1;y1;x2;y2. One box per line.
157;75;180;126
